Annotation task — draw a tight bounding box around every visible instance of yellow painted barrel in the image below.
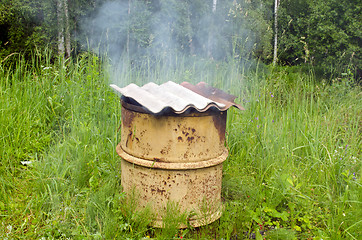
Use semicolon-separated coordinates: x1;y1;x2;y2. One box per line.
117;100;228;227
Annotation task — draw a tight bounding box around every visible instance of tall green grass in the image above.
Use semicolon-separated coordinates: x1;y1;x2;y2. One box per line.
223;67;361;239
0;52;361;239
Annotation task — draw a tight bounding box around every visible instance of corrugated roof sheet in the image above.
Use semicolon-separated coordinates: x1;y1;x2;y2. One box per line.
110;81;244;114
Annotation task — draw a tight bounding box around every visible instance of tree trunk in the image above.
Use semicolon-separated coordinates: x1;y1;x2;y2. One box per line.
273;0;280;65
208;0;217;58
64;0;71;58
57;0;64;56
212;0;217;13
188;15;194;55
127;0;131;57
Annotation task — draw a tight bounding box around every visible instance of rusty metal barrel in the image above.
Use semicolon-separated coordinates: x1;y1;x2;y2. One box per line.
116;99;228;228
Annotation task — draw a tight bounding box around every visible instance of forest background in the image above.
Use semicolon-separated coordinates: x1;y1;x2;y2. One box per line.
0;0;361;79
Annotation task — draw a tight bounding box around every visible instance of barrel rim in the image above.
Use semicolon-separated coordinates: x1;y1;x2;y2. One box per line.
116;143;228;170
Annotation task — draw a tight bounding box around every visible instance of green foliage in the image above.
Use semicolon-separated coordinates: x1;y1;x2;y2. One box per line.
158;202;188;239
1;0;275;62
0;0;56;58
265;228;296;240
0;0;106;58
1;0;361;81
278;0;361;79
0;50;57;208
228;0;273;61
1;52;361;239
222;65;361;239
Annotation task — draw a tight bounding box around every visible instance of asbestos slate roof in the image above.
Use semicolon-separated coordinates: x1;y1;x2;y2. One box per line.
110;81;244;114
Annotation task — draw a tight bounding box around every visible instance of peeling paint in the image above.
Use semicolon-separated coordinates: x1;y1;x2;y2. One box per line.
120;104;227;163
118;100;228;228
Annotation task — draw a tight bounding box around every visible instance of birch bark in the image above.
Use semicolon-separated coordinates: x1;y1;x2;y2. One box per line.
64;0;71;58
57;0;64;56
273;0;280;65
208;0;217;58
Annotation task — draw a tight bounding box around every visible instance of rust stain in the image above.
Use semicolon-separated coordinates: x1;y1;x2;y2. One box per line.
197;135;206;143
153;157;165;162
151;187;166;195
182;130;189;137
118;97;228;228
126;130;133;148
121;103;227;162
140;130;146;137
120;154;224;227
122;106;136;128
160;140;172;156
180;81;245;111
160;149;167;155
212;111;227;142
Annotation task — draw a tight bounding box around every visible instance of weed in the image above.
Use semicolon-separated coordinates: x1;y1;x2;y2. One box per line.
0;52;361;239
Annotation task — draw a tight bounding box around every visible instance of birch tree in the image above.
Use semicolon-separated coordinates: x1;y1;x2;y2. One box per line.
212;0;217;13
207;0;217;58
64;0;71;58
273;0;280;65
57;0;71;58
57;0;65;56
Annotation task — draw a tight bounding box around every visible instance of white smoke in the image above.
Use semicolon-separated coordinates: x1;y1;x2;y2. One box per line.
81;0;261;91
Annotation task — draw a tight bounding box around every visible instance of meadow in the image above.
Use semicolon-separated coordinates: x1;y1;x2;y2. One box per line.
0;51;361;239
